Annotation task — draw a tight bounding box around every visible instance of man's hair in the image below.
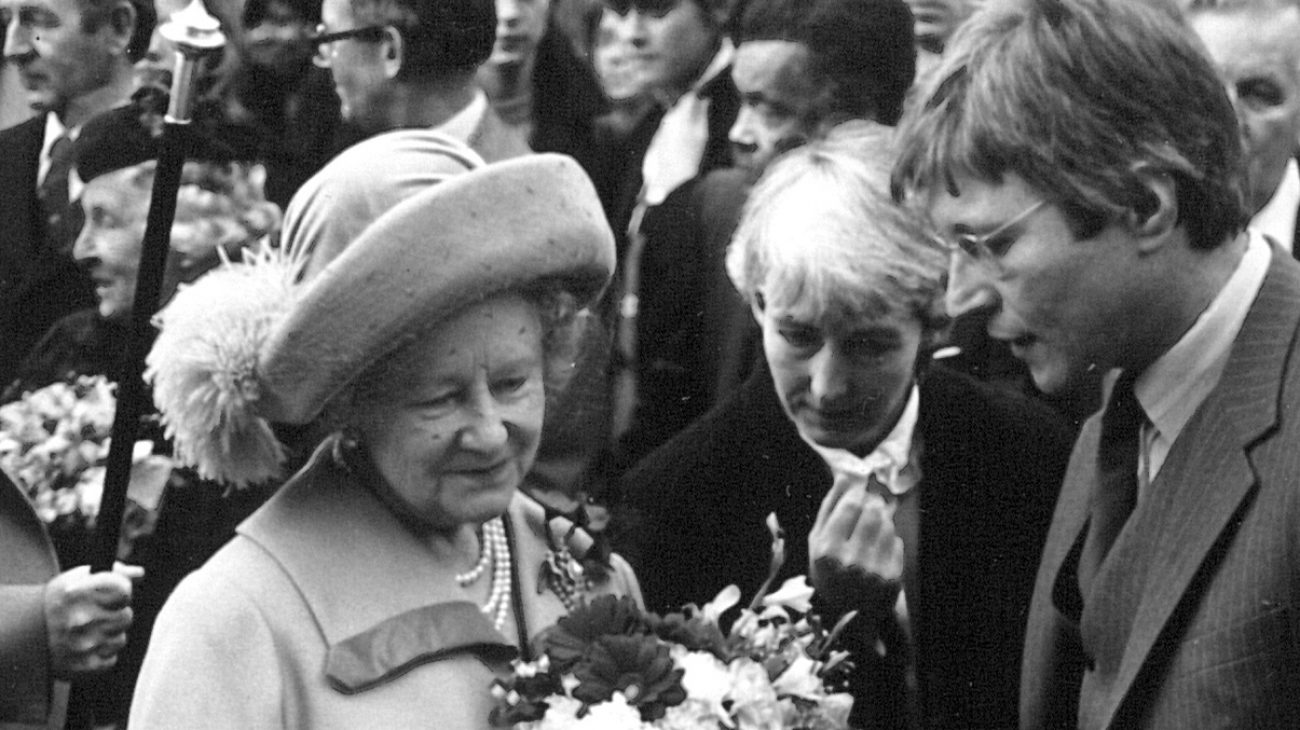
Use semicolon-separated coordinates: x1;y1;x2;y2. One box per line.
350;0;495;76
728;122;948;342
81;0;156;63
891;0;1248;250
735;0;914;125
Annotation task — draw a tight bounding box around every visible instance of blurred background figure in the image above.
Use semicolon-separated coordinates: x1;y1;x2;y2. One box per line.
477;0;607;175
904;0;979;78
1186;0;1300;255
589;0;651;132
225;0;356;208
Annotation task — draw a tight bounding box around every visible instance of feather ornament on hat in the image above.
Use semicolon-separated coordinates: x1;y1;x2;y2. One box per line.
146;245;305;486
146;152;616;488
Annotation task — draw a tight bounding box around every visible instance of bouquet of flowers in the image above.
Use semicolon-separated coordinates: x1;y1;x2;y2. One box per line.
490;515;857;730
0;375;172;562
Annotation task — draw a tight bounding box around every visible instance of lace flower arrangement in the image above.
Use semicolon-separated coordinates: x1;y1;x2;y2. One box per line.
0;375;172;560
490;514;857;730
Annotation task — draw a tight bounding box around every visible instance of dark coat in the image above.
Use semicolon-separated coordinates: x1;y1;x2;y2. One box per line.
614;168;752;466
593;68;740;252
614;361;1074;729
0;115;95;388
1021;241;1300;730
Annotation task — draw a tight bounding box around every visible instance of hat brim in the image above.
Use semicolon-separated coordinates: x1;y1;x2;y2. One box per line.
257;153;615;425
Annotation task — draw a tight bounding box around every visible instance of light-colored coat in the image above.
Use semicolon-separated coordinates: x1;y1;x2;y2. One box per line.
1021;243;1300;729
128;447;641;729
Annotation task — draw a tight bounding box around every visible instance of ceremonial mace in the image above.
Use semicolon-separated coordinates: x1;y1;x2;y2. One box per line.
65;2;225;726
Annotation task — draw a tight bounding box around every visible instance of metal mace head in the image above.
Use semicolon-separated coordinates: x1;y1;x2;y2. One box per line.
159;0;226;123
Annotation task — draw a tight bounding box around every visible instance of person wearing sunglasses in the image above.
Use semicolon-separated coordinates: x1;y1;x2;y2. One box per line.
308;0;527;164
894;0;1300;726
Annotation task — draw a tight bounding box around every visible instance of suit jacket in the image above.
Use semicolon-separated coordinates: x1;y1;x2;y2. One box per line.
615;361;1073;728
0;471;65;728
0;115;94;388
1021;242;1300;729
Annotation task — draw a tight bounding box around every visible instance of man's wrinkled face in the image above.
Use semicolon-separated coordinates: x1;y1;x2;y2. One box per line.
728;40;819;175
1191;9;1300;216
3;0;116;116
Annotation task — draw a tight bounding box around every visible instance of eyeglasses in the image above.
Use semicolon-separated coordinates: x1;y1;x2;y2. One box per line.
310;23;388;67
603;0;681;18
933;199;1048;267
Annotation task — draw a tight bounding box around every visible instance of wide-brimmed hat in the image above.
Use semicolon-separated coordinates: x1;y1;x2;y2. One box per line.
147;152;615;487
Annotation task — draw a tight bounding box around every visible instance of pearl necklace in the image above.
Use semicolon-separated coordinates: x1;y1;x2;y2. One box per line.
458;517;511;633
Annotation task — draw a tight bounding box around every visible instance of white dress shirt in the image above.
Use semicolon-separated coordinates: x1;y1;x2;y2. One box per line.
1134;229;1270;491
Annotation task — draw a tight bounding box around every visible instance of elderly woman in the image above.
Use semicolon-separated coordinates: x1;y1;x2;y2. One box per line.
612;124;1073;728
1;109;279;403
127;145;640;727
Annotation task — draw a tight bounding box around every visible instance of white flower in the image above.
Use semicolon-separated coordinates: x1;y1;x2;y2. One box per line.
701;584;741;625
770;652;824;700
761;576;814;614
576;692;646;729
673;648;731;722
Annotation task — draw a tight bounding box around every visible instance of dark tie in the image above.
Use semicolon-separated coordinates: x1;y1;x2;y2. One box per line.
1078;369;1145;597
38;132;77;255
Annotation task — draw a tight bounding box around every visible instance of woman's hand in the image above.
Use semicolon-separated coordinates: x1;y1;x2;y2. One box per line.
808;478;904;623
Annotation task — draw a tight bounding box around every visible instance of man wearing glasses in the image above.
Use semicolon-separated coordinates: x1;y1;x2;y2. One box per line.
309;0;526;159
893;0;1300;727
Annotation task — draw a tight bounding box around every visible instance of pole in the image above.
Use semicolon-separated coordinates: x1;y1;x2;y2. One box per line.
64;3;225;727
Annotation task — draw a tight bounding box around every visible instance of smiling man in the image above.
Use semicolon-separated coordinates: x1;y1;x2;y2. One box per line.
0;0;153;388
892;0;1300;727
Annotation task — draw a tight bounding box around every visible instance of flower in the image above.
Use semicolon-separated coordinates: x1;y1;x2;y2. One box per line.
571;635;686;721
492;516;855;730
544;594;652;671
0;376;172;561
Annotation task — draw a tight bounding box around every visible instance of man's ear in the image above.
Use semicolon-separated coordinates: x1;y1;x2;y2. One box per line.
105;0;137;57
381;25;403;79
1128;169;1178;252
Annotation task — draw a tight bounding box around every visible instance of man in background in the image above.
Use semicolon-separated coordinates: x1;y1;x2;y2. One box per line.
1187;0;1300;254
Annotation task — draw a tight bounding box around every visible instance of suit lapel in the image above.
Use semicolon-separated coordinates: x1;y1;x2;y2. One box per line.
1089;242;1300;728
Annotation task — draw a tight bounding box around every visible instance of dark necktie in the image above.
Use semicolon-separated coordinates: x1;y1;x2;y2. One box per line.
38;132;76;255
1078;369;1146;597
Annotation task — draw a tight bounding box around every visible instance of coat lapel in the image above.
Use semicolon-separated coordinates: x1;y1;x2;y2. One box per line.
1089;242;1300;728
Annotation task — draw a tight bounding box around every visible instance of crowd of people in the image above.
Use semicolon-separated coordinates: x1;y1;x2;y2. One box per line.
4;0;1300;726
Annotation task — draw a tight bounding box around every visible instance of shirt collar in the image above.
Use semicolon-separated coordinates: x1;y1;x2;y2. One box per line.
1136;229;1271;447
434;88;488;145
1250;157;1300;250
805;383;922;496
